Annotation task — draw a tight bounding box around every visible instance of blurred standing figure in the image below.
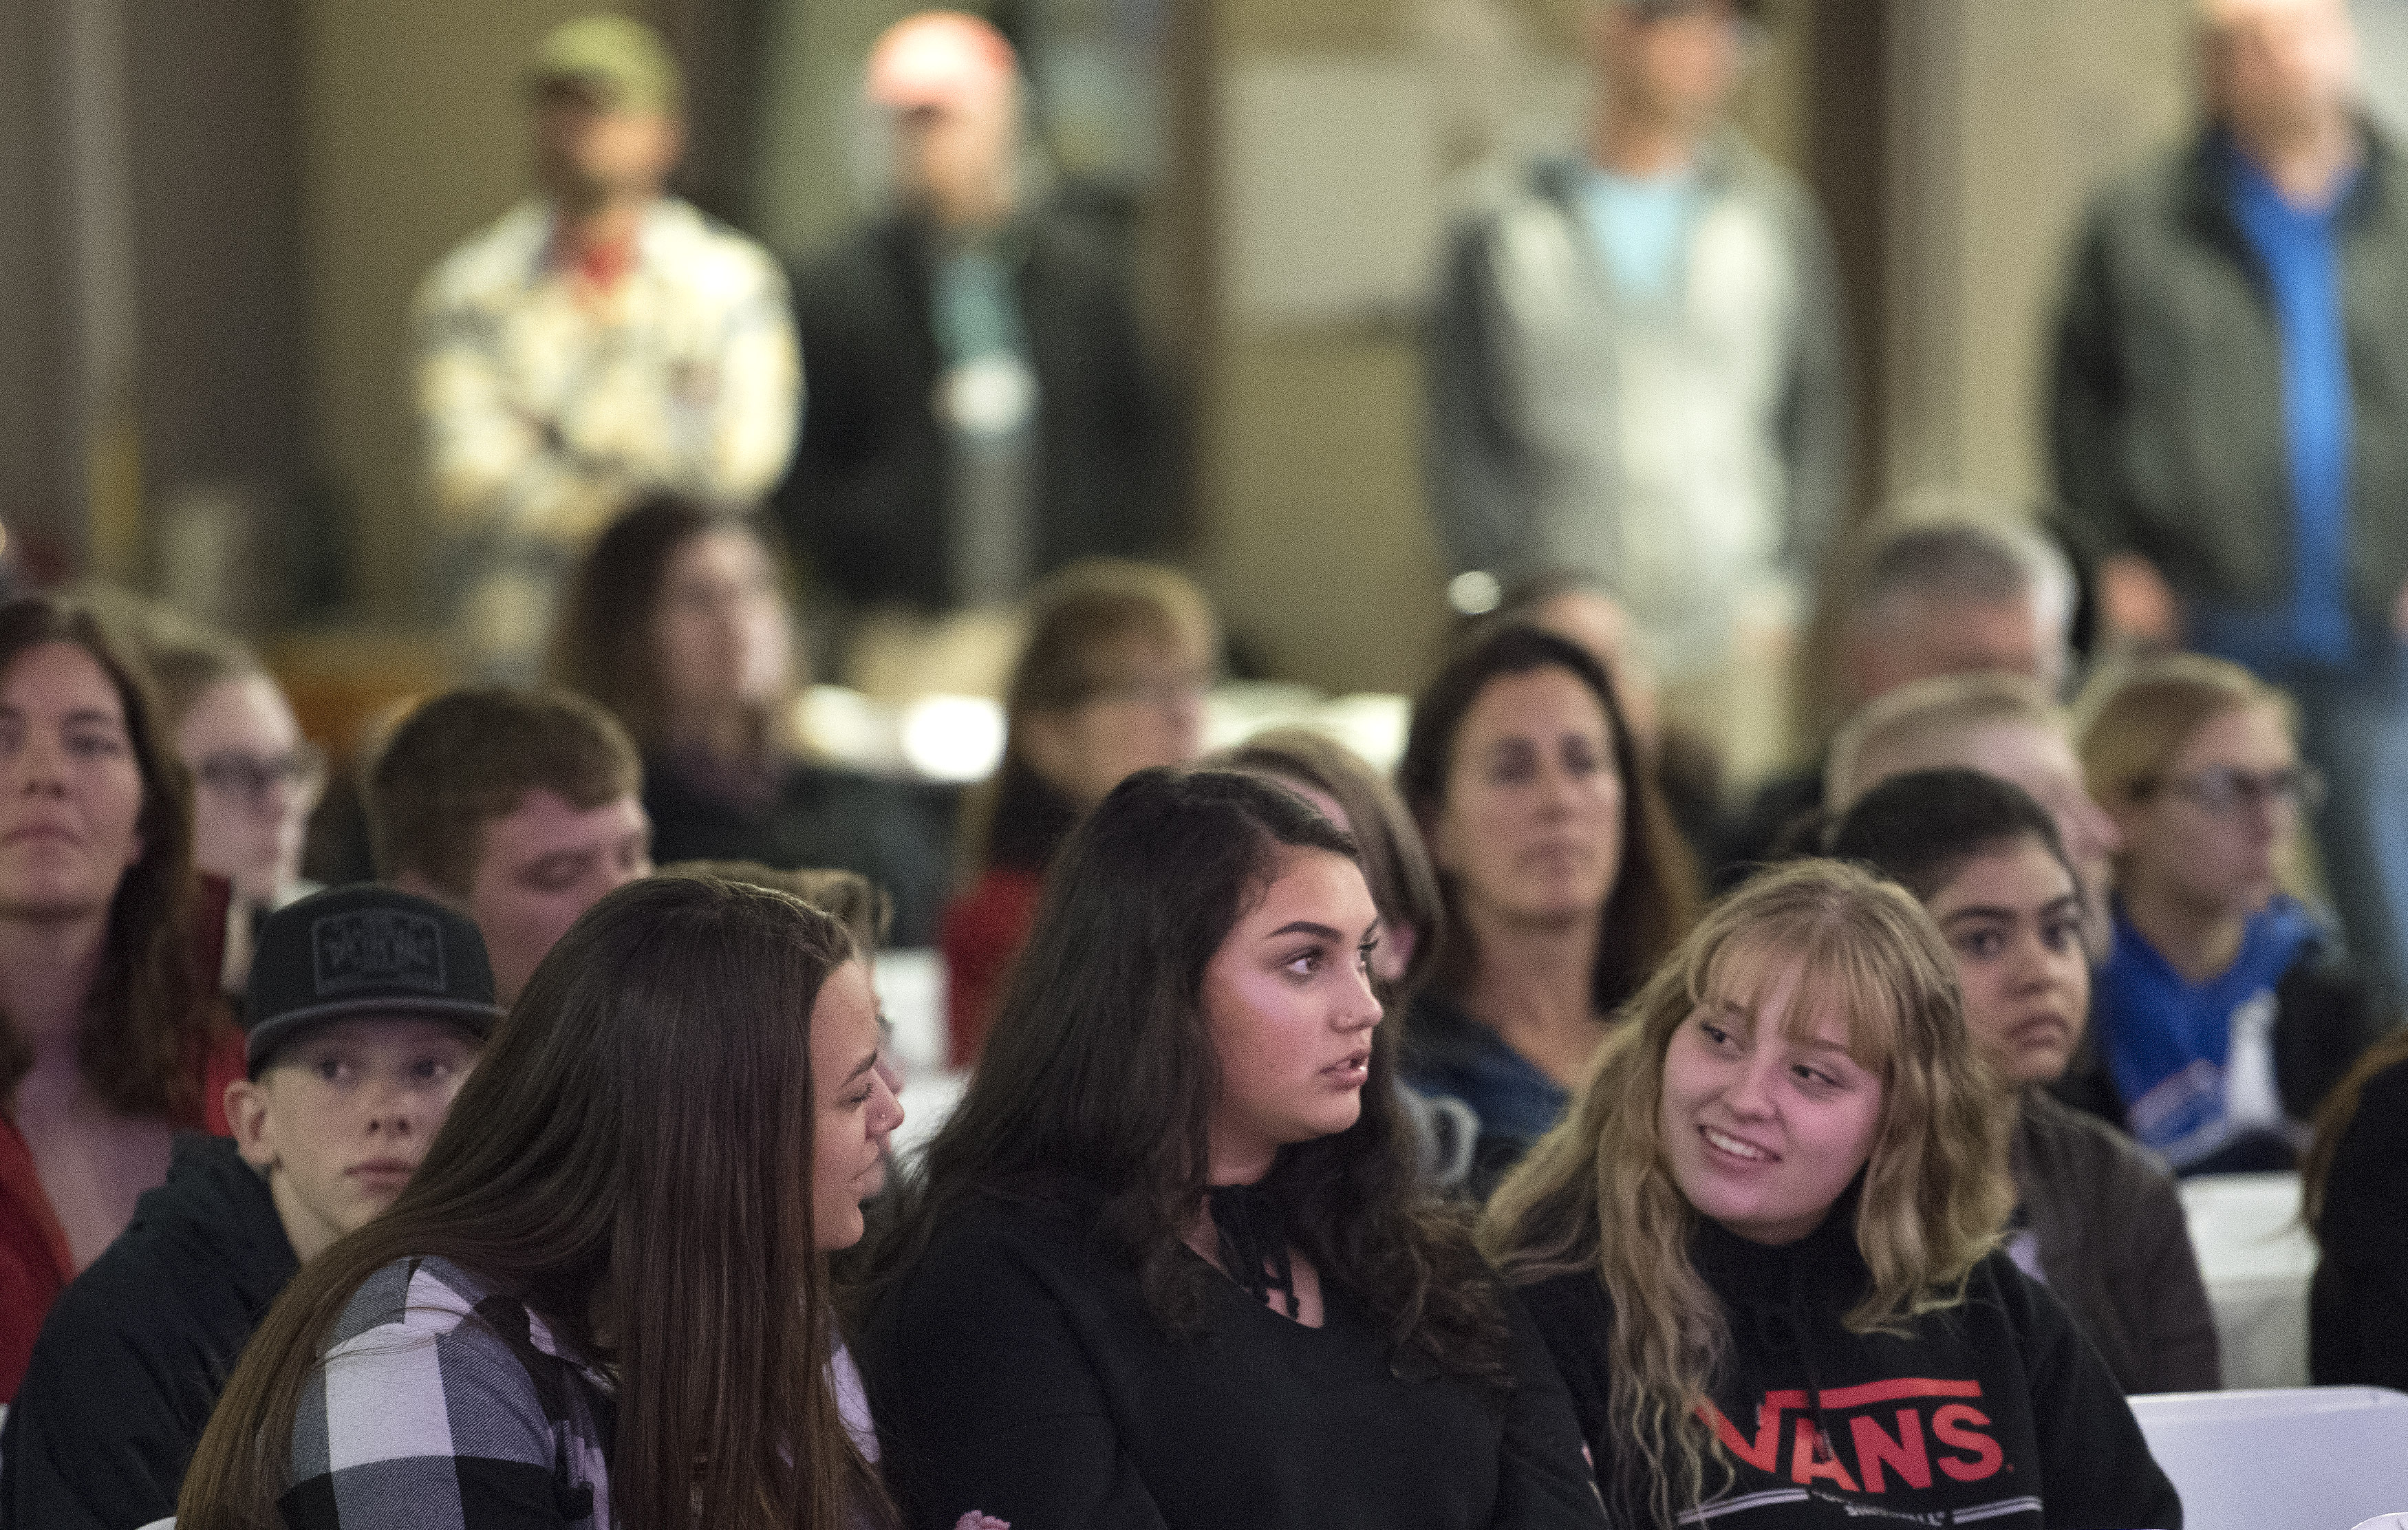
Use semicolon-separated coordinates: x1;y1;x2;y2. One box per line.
776;11;1179;627
2052;0;2408;993
415;16;800;678
1427;0;1849;788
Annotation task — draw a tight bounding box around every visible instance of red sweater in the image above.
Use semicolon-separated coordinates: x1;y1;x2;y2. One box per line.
0;1022;242;1401
940;868;1046;1068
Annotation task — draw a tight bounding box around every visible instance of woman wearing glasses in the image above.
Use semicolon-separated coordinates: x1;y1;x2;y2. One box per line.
143;627;325;991
2076;653;2387;1174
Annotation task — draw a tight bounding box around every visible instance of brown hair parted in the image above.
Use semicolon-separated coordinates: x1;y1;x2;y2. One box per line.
663;859;893;955
0;596;215;1121
1214;727;1444;1003
545;495;802;757
178;874;888;1530
365;687;643;896
975;557;1218;872
1395;624;1698;1016
1480;859;2013;1529
874;767;1515;1388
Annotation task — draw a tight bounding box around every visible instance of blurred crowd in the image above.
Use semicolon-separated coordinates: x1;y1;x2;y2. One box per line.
8;0;2408;1527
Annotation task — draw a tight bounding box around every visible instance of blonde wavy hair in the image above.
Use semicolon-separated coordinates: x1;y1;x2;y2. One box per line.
1480;860;2013;1527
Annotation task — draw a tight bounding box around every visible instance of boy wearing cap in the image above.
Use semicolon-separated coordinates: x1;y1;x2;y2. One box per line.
0;887;499;1530
415;14;799;678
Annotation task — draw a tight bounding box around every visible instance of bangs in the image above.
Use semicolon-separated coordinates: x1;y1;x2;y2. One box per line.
1692;923;1905;1078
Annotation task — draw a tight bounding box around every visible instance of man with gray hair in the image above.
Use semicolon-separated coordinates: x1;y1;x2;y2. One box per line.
1427;0;1849;788
1710;508;2076;885
2052;0;2408;991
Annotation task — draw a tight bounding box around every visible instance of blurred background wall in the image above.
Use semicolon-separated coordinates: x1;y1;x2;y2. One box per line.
8;0;2408;692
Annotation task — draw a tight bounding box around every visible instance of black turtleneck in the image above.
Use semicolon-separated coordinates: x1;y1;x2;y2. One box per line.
1515;1198;2183;1529
860;1183;1608;1530
1;1132;301;1530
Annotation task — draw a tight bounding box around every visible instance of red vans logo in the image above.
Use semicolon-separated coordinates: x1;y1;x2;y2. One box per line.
1695;1379;2005;1494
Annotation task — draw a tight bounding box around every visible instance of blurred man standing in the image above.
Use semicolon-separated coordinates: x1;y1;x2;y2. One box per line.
1426;0;1850;789
416;17;799;678
2052;0;2408;991
776;10;1177;631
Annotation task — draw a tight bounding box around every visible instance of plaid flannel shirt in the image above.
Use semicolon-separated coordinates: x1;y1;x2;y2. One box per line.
278;1257;616;1529
414;196;800;554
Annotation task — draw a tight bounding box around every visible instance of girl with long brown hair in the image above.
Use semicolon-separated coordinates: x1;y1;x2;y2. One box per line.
861;768;1604;1530
177;874;907;1529
1395;625;1698;1195
1483;860;2176;1530
0;595;236;1399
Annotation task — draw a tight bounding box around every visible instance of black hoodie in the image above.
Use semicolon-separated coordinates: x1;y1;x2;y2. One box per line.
1518;1197;2182;1529
0;1132;299;1530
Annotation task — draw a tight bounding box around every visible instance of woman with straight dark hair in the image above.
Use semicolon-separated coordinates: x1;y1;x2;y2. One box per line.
177;875;909;1530
860;768;1605;1530
548;495;951;943
1483;861;2178;1529
1827;768;2219;1394
0;595;238;1399
1395;625;1699;1194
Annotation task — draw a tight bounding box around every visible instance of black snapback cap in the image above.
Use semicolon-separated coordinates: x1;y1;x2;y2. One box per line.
244;885;504;1074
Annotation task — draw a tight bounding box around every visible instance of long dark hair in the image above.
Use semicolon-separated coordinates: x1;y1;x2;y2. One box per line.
179;876;890;1530
1824;768;2078;906
546;495;802;759
1395;625;1697;1015
874;767;1514;1387
0;596;212;1121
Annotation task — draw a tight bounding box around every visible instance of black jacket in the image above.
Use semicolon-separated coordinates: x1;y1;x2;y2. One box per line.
2051;126;2408;625
775;206;1179;611
861;1184;1606;1530
0;1133;298;1530
2012;1090;2220;1396
2310;1049;2408;1388
1518;1198;2181;1529
642;752;956;947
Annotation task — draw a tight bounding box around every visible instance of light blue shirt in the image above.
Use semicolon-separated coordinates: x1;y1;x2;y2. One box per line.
1576;164;1703;303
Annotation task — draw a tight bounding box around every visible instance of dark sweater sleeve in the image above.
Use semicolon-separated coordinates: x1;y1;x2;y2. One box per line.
1509;1274;1617;1482
864;1225;1173;1530
2118;1166;2221;1395
2003;1263;2184;1530
2310;1058;2408;1388
1490;1288;1609;1529
0;1284;190;1530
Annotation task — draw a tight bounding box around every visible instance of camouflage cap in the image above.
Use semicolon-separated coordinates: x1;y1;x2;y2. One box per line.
528;15;682;115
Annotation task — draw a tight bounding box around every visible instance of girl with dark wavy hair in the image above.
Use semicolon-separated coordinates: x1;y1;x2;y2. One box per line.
177;875;909;1530
0;595;236;1399
859;767;1605;1530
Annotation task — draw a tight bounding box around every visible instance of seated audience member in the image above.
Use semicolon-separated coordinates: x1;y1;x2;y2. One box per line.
0;886;497;1529
942;559;1214;1064
665;859;892;957
1483;860;2180;1529
1456;572;1723;860
1214;728;1473;1186
365;686;652;1005
2076;654;2384;1174
1394;627;1697;1194
0;596;241;1401
1828;769;2219;1394
549;497;951;942
861;768;1604;1530
143;625;325;991
1824;671;2120;964
178;876;910;1530
1716;509;2077;887
2303;1027;2408;1388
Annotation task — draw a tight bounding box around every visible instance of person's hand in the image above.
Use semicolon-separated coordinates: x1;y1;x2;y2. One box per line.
2099;553;2182;647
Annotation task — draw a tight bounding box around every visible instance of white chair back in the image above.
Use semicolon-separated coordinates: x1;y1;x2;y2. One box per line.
2131;1387;2408;1530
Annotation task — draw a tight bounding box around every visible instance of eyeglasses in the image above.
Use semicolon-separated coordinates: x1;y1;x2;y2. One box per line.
195;742;327;807
2140;764;2327;817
